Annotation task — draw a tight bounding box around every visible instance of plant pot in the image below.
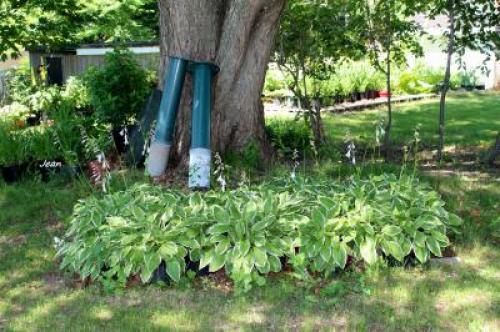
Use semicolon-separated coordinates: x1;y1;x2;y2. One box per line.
334;94;342;104
112;128;131;155
61;165;83;177
1;164;27;183
26;113;41;127
35;159;64;182
14;119;26;129
350;93;358;103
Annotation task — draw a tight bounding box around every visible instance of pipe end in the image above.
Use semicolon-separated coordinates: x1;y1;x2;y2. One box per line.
146;142;171;177
189;148;211;189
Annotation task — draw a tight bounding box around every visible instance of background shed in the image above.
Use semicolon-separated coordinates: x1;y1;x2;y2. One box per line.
28;42;160;85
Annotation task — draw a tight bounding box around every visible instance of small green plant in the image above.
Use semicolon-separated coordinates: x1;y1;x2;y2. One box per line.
29;127;61;162
61;76;91;111
0;125;30;166
84;48;152;129
266;119;312;157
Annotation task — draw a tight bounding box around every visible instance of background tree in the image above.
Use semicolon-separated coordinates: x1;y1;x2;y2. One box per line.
76;0;159;42
275;0;365;146
158;0;287;166
0;0;158;62
0;0;81;60
363;0;424;154
428;0;499;162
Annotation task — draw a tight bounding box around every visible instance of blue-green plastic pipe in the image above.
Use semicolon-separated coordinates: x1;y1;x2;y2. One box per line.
155;57;188;144
188;62;219;189
147;57;188;177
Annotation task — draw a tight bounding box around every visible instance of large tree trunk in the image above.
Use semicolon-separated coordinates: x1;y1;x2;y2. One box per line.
158;0;286;168
437;0;455;163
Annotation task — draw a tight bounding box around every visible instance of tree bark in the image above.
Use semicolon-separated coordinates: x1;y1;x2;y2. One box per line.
384;46;393;156
487;132;500;166
437;0;455;163
158;0;286;168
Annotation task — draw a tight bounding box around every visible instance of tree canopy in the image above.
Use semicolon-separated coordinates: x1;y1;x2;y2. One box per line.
0;0;158;60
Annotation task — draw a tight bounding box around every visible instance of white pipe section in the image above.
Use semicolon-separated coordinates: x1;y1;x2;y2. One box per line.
146;142;171;177
189;148;211;189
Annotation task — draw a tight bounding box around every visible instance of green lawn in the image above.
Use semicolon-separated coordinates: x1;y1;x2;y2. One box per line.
1;93;499;331
322;92;500;150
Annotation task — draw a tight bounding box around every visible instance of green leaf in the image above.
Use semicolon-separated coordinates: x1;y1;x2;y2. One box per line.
215;238;231;255
199;250;213;270
244;202;257;221
320;245;332;262
213;205;227;222
360;237;378;265
144;252;161;275
268;255;282;272
414;231;426;247
448;214;463;226
107;216;127;227
189;248;201;262
426;237;442;257
253;247;268;268
386;241;404;262
166;260;181;282
430;231;449;246
332;242;347;268
238;240;251;257
158;242;178;258
414;245;428;263
209;253;225;272
312;209;325;224
382;225;402;237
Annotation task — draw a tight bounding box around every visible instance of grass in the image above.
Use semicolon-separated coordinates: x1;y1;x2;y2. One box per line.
323;92;499;149
1;93;499;330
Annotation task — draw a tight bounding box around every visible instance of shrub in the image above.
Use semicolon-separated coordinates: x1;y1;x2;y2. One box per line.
3;65;35;106
61;76;91;111
396;64;444;94
29;127;61;162
0;124;29;166
265;119;312;156
28;85;62;114
264;70;286;93
57;174;462;292
84;48;152;129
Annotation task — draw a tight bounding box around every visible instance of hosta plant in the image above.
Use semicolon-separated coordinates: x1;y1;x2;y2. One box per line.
197;189;300;291
57;174;462;292
290;174;463;277
57;185;204;289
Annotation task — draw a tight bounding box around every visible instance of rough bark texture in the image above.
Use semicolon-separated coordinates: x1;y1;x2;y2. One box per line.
158;0;286;168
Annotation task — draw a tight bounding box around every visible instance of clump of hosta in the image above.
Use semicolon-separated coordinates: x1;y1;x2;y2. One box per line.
57;174;462;291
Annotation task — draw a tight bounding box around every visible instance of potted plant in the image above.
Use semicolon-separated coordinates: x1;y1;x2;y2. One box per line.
0;126;29;183
29;127;63;181
84;49;153;154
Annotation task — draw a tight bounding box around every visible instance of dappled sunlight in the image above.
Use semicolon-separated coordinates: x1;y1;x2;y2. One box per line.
151;311;198;330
